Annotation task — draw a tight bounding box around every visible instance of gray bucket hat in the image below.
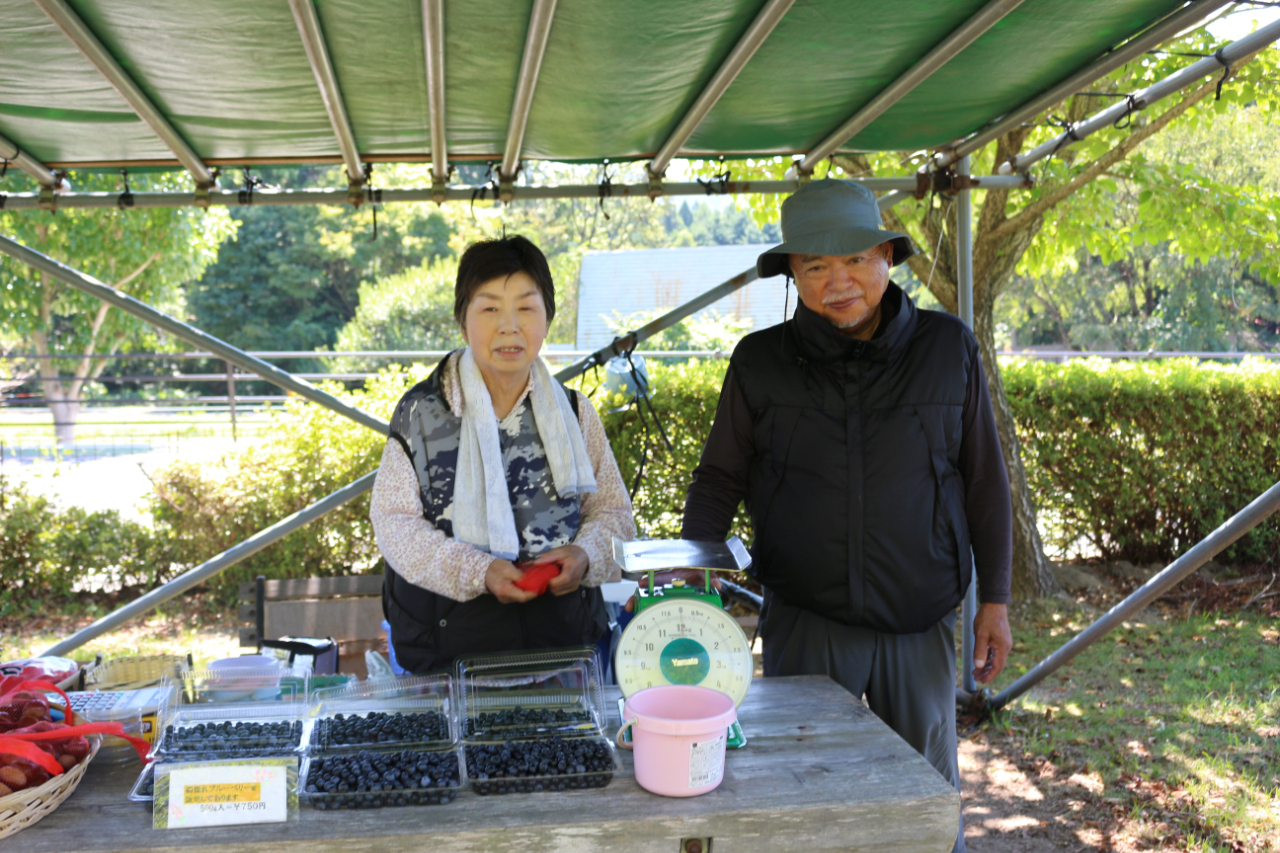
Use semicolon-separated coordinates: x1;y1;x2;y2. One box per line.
757;179;917;278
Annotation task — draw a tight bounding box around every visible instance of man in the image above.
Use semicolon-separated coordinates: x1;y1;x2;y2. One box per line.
682;179;1013;853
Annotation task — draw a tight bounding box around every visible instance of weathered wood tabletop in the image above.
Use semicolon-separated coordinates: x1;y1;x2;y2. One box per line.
20;675;958;853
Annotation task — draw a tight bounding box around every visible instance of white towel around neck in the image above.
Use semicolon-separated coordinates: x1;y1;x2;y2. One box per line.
452;347;597;560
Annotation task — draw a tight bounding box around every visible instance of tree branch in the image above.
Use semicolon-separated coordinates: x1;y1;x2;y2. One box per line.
988;75;1224;244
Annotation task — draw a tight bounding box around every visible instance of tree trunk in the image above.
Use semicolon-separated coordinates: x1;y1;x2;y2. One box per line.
972;295;1059;599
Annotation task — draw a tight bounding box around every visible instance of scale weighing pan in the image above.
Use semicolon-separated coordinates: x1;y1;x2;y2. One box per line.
613;537;751;574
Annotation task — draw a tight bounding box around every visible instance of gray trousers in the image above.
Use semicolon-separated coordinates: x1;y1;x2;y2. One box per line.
761;595;964;853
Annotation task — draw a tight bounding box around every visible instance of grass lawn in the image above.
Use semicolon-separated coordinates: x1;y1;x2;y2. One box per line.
973;567;1279;852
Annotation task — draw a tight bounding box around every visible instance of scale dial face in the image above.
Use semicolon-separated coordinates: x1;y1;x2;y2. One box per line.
616;599;753;707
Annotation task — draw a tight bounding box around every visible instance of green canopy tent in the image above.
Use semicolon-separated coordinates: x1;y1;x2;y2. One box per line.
0;0;1238;197
3;0;1279;710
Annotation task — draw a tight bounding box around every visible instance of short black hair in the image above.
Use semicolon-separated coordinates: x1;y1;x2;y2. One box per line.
454;235;556;327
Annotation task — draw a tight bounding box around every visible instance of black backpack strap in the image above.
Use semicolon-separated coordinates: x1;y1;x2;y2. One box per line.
560;382;580;419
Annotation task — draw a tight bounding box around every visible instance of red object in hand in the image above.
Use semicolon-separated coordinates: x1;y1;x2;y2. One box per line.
514;562;562;596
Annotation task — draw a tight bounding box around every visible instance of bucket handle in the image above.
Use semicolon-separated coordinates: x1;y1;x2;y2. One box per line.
615;718;636;750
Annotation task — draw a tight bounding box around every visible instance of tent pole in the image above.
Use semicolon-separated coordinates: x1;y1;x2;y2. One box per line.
934;0;1233;169
0;130;60;189
990;478;1280;713
423;0;449;183
0;233;389;434
40;472;380;657
32;0;214;188
288;0;364;184
500;0;558;183
33;257;779;655
1001;19;1280;173
955;158;978;695
797;0;1028;174
0;174;1033;211
647;0;796;178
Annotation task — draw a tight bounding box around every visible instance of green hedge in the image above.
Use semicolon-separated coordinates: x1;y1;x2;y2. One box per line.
2;357;1277;608
1002;357;1280;565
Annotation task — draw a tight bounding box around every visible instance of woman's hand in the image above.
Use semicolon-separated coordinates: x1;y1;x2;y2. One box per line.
485;559;537;604
527;545;590;596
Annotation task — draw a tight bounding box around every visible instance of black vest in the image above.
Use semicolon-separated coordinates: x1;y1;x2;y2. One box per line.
736;285;974;634
381;355;609;674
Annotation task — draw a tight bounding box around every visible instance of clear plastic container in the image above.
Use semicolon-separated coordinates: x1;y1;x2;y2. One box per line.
164;666;309;707
307;674;455;754
455;648;607;741
300;745;464;809
127;761;156;802
153;702;306;761
464;734;620;795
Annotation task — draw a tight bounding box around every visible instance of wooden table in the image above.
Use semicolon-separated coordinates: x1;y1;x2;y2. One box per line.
22;676;959;853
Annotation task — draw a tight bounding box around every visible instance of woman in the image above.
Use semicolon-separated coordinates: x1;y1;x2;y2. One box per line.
372;235;636;673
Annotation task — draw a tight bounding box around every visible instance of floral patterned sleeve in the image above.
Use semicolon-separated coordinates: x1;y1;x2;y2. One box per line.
369;438;494;602
572;390;637;586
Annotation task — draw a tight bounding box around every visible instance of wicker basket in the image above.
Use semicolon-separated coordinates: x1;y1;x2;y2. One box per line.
0;735;102;840
85;655;187;691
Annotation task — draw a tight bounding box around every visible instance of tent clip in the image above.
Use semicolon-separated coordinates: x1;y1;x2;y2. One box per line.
117;169;134;210
239;167;267;206
929;167;980;197
1212;47;1233;101
646;170;664;201
38;176;62;211
598;160;613;220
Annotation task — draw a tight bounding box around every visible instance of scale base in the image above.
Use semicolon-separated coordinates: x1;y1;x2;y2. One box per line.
617;697;746;749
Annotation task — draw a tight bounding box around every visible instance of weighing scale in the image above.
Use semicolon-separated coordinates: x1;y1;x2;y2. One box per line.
612;537;755;749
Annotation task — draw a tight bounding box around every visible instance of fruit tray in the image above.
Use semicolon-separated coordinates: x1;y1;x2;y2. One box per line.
464;734;619;796
455;648;607;741
307;674;455;754
153;703;305;761
300;746;464;809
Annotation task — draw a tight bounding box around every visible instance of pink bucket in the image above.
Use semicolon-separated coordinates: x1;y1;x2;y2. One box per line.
616;685;737;797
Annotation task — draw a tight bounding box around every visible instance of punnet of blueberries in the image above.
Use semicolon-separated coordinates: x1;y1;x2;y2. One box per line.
463;705;592;739
311;710;449;751
465;736;615;795
159;719;303;758
304;748;461;809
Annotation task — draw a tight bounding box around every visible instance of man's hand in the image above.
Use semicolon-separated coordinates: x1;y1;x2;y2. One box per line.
485;559;537;604
972;602;1012;684
528;545;590;596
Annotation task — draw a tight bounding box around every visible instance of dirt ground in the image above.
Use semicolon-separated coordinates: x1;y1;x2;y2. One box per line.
963;730;1101;853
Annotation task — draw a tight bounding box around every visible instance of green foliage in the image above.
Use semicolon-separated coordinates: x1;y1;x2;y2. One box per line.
187;167;452;371
143;366;425;603
0;476;154;612
0;172;236;346
570;359;752;543
602;309;753;354
325;258;463;373
1003;357;1280;564
6;358;1278;606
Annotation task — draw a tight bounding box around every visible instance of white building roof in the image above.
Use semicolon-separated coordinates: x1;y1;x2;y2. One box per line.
575;244;788;351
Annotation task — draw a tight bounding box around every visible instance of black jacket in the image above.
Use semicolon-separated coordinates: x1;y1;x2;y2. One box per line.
682;284;1012;633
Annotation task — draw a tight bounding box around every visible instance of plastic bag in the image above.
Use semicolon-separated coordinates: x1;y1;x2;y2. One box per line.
0;657;80;695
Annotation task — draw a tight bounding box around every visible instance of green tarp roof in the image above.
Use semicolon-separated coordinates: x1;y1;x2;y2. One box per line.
0;0;1186;172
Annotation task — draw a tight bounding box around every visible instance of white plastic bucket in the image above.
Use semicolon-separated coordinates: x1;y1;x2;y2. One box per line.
616;685;736;797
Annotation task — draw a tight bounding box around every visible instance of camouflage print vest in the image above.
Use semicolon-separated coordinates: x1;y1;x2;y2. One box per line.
387;355;582;558
382;353;608;674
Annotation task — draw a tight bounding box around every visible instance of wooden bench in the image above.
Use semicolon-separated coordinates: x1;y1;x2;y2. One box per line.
237;575;386;675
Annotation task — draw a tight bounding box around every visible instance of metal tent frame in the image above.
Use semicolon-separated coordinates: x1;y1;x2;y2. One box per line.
1;1;1277;711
